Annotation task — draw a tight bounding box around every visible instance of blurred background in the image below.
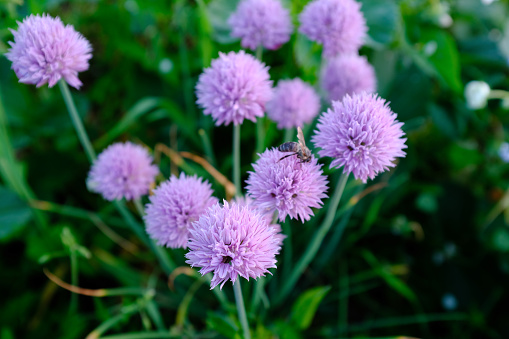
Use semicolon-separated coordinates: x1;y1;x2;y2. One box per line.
1;0;509;338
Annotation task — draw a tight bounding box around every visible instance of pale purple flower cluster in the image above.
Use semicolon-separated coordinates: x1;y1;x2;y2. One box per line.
186;201;281;289
234;196;286;247
196;51;273;126
321;54;376;102
6;14;92;89
266;78;321;129
312;93;407;182
87;142;158;201
228;0;293;50
299;0;367;58
144;174;218;249
246;148;328;223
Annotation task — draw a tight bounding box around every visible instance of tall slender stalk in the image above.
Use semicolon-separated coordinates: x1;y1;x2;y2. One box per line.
276;172;349;304
58;81;174;275
233;124;241;196
69;250;78;313
114;200;175;275
134;198;145;217
233;281;251;339
58;80;96;163
254;45;266;155
283;128;293;142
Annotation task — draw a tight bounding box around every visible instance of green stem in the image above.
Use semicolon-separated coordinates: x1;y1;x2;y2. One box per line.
86;303;140;339
134;199;145;216
276;172;349;304
255;45;263;61
233;124;241;196
283;128;293;142
254;46;265;155
255;118;266;154
233;281;251;339
199;129;216;167
69;250;78;313
113;201;175;275
488;89;509;100
58;80;96;163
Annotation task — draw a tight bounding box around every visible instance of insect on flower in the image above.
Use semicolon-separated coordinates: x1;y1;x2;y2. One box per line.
278;127;312;163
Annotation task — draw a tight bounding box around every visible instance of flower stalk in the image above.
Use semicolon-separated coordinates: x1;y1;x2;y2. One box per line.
233;124;241;196
277;171;349;304
58;80;96;163
234;281;251;339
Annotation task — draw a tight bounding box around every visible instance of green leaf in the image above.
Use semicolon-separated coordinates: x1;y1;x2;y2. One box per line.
359;0;399;45
0;186;32;240
291;286;331;330
273;320;304;339
447;141;483;171
205;312;240;339
362;250;417;304
420;28;462;94
428;103;457;139
492;227;509;252
96;97;160;148
207;0;240;44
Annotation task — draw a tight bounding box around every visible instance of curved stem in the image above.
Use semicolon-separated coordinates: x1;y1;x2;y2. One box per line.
233;124;241;196
233;281;251;339
276;172;349;304
58;80;96;163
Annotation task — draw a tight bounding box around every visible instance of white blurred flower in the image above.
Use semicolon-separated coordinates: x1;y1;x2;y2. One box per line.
481;0;498;5
464;81;491;110
499;142;509;163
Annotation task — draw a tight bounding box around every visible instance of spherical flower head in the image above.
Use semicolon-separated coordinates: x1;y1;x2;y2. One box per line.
234;196;286;247
299;0;367;58
321;54;376;102
196;50;273;126
5;14;92;89
87;142;159;201
186;201;281;289
266;78;321;129
464;81;491;110
144;174;218;249
245;148;328;223
312;93;407;183
228;0;293;50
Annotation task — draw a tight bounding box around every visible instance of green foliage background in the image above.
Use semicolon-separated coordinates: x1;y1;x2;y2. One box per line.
1;0;509;338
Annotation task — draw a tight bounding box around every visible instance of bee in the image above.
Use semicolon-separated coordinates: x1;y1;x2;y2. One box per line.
278;127;312;163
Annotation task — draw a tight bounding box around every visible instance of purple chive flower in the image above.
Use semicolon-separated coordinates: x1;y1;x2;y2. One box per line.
299;0;367;58
5;14;92;89
246;148;328;223
196;51;273;126
228;0;293;50
144;174;218;249
186;201;281;289
87;142;159;201
266;78;321;129
321;54;376;102
312;93;407;183
234;196;286;246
